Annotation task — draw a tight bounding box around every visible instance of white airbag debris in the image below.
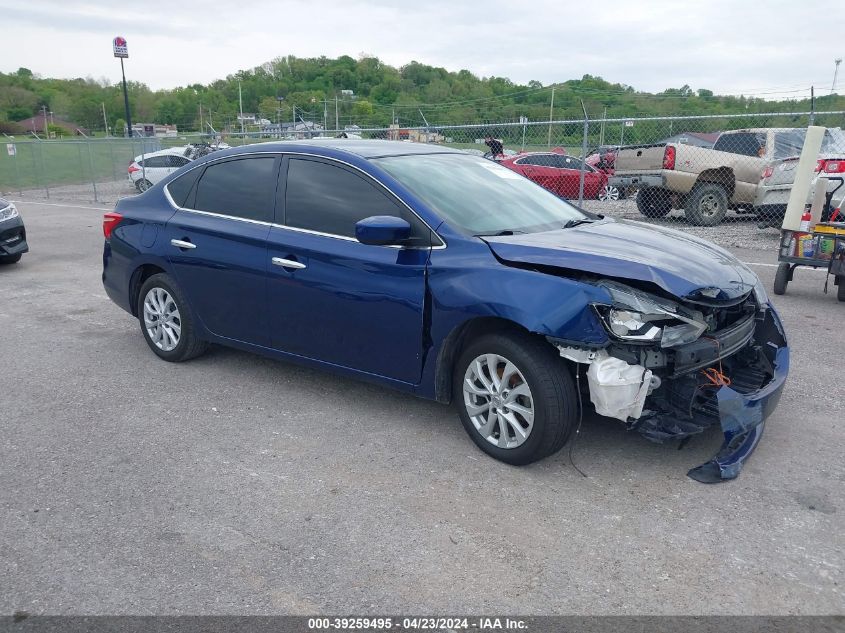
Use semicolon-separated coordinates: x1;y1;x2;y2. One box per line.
586;351;652;422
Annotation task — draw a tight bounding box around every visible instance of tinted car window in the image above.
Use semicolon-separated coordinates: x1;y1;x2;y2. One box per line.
166;168;201;207
192;157;277;222
773;130;807;159
139;156;168;168
714;132;766;157
167;155;190;168
284;158;429;242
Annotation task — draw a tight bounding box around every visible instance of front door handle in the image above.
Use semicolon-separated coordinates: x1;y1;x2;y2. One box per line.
170;238;196;250
272;257;306;270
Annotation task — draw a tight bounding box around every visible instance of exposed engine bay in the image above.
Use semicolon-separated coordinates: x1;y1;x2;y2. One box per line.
550;279;789;483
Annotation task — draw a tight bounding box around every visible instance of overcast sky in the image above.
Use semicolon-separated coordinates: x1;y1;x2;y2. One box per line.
1;0;842;98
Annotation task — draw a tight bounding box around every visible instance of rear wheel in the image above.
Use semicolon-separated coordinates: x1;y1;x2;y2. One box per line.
138;273;208;362
685;183;729;226
837;278;845;302
0;254;22;265
636;188;671;218
135;178;153;193
773;263;790;295
453;331;577;465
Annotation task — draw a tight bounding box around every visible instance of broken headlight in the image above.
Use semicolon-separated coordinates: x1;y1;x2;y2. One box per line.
593;281;707;348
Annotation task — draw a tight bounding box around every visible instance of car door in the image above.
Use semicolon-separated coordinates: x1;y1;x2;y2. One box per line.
139;155;170;184
165;154;191;178
163;155;280;347
266;155;432;384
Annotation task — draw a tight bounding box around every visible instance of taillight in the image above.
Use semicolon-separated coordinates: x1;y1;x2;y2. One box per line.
815;159;825;173
128;163;140;174
103;212;123;239
663;146;675;170
824;160;845;173
832;208;841;221
762;165;774;180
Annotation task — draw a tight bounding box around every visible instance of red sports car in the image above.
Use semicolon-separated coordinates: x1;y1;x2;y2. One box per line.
499;150;618;200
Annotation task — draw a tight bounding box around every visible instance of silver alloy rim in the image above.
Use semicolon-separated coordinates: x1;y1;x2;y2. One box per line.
463;353;534;449
699;193;721;217
599;185;620;201
138;179;150;192
143;287;182;352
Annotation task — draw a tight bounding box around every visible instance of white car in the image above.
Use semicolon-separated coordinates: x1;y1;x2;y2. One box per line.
127;147;191;192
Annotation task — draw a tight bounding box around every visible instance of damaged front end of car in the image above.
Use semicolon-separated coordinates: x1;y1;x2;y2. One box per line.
551;279;789;483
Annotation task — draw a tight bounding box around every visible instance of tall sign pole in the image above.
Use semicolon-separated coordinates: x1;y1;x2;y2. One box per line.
113;36;132;137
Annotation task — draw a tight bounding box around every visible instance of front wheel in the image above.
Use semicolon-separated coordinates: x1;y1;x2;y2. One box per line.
138;273;208;362
453;331;577;465
0;254;22;265
773;263;790;295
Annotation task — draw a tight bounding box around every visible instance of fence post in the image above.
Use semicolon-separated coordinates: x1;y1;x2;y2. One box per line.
37;141;49;198
87;138;99;202
12;145;22;196
577;100;589;207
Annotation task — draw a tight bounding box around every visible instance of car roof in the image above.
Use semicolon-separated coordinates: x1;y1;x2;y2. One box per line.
214;139;465;159
135;146;188;160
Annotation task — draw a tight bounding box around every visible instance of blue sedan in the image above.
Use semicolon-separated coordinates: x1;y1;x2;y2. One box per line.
102;140;789;482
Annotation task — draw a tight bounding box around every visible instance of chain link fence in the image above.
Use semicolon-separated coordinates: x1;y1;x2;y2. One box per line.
3;110;844;246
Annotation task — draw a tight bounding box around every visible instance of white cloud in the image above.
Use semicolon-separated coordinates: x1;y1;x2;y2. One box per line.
0;0;841;97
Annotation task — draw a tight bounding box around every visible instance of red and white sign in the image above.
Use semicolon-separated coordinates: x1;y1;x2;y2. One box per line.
113;36;128;58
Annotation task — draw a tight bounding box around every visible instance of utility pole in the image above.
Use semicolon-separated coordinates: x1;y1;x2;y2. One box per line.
238;80;245;135
41;105;48;137
547;86;555;147
833;58;842;94
102;102;109;135
335;96;339;132
809;85;816;126
199;103;203;134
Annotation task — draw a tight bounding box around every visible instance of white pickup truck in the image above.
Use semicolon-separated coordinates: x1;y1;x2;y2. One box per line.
608;128;809;226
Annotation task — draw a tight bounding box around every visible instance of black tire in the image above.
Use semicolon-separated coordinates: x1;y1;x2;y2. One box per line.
837;278;845;302
453;331;577;466
685;183;729;226
135;178;153;193
0;254;22;265
773;263;790;296
773;263;790;295
635;188;672;218
137;273;208;362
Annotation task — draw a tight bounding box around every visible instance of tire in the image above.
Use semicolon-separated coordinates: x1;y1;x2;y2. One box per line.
453;331;577;466
598;184;620;201
635;188;672;218
773;263;790;295
138;273;208;362
685;183;729;226
0;253;22;265
135;178;153;193
837;278;845;302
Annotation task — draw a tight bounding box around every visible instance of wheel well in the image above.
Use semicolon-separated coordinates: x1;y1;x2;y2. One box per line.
434;317;532;404
693;167;735;199
129;264;166;316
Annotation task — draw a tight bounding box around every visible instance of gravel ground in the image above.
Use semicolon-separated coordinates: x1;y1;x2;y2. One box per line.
0;200;841;616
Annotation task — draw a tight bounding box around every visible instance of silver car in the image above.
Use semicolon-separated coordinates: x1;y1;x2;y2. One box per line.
755;128;845;226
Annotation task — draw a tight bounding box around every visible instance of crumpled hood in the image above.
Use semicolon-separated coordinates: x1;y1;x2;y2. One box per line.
483;219;757;301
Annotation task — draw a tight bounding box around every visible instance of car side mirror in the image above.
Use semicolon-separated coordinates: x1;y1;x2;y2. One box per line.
355;216;412;246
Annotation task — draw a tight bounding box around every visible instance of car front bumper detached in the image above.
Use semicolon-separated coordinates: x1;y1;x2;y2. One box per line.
556;303;789;483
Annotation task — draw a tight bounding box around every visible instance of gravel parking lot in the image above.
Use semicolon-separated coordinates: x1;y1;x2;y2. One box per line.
1;199;842;615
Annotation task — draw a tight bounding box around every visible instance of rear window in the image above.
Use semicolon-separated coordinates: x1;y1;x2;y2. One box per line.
773;130;807;160
166;168;201;207
714;132;766;157
191;157;278;222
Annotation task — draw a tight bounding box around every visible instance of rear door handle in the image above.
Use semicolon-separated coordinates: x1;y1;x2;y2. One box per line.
272;257;306;270
170;239;196;250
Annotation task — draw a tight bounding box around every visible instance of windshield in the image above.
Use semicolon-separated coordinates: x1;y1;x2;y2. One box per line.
374;154;586;235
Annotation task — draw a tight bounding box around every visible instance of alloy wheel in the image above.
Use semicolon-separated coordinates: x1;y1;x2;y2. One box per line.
598;185;620;201
143;287;182;352
462;353;534;449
